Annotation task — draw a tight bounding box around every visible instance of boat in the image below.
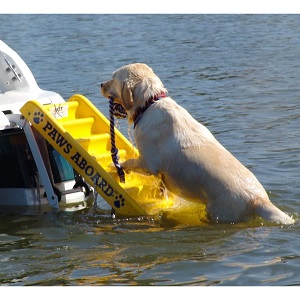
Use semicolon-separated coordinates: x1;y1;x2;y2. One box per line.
0;40;92;213
0;40;207;225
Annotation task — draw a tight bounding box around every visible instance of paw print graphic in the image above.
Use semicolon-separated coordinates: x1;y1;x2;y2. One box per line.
33;111;44;124
114;194;125;209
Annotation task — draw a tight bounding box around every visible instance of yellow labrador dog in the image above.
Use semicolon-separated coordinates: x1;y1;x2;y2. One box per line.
101;63;294;225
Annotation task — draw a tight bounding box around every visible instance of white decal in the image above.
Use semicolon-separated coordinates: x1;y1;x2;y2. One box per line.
50;105;68;119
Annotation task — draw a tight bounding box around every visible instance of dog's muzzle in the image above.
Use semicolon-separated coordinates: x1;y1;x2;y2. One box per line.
112;102;128;119
100;82;127;118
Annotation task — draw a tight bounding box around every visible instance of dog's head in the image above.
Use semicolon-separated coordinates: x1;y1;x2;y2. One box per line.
100;63;167;123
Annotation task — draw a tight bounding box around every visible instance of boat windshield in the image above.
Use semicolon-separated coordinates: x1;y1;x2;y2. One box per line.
0;128;75;188
0;129;37;188
47;144;74;183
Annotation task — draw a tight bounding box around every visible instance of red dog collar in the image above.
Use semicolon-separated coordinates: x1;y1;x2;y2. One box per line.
133;92;168;128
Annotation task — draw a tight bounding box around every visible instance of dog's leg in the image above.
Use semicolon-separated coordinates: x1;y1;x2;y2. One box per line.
121;158;153;176
254;200;294;225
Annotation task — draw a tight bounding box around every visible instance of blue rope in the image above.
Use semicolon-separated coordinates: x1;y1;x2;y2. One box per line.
109;97;125;183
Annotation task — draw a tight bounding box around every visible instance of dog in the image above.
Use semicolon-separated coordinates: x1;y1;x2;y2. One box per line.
101;63;294;225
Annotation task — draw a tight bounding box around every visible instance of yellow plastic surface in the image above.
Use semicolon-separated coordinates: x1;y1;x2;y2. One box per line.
20;94;207;225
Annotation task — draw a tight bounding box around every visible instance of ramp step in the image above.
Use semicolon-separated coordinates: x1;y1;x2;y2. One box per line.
76;133;110;153
92;149;127;164
62;117;95;137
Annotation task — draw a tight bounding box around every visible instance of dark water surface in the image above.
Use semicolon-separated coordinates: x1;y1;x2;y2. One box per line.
1;15;300;289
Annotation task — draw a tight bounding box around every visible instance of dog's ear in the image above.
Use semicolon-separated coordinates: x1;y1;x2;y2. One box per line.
121;80;134;110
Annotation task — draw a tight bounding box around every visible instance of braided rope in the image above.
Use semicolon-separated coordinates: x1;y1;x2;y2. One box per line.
109;97;125;183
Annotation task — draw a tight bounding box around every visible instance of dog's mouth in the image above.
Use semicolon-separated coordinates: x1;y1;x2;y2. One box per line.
112;101;128;119
100;82;128;119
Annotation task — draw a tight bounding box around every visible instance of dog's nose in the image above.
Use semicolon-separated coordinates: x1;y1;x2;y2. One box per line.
100;83;103;88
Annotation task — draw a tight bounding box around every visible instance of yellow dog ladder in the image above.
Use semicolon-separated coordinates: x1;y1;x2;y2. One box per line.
20;94;176;217
20;94;207;225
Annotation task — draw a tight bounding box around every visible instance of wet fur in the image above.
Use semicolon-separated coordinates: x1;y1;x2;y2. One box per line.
101;63;294;225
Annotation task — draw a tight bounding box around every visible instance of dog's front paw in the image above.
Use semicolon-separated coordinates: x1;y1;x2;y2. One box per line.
120;162;132;174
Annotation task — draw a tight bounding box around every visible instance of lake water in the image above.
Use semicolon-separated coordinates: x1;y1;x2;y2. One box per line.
1;14;300;291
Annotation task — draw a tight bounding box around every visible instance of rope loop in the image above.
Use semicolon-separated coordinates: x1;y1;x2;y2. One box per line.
109;97;125;183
